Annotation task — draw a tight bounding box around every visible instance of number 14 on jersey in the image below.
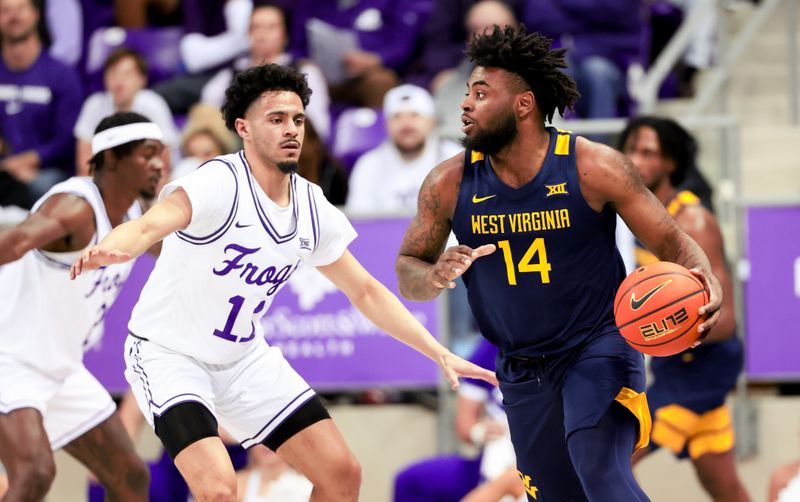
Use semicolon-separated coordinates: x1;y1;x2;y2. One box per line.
497;238;552;285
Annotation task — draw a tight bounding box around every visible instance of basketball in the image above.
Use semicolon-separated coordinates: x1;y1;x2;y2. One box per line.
614;261;708;357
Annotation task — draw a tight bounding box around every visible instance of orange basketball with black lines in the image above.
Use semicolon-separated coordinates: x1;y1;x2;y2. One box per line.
613;261;708;357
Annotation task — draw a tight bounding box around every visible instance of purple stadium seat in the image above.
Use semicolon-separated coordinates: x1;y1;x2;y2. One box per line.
331;107;387;172
84;26;184;93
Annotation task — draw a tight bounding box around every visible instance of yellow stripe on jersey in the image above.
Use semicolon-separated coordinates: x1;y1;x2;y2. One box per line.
471;151;485;163
554;134;570;156
615;387;652;451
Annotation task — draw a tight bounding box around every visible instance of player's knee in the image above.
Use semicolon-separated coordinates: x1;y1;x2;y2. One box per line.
193;475;237;502
122;454;150;494
12;455;56;500
325;452;361;494
696;464;742;501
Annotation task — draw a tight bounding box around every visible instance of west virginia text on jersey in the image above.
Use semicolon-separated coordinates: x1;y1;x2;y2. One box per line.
452;127;626;357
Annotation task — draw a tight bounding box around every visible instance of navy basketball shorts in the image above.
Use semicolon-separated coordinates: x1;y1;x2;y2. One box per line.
497;331;650;501
647;336;743;460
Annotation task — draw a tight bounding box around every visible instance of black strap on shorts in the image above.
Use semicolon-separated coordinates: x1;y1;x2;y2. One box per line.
154;401;218;459
263;395;330;451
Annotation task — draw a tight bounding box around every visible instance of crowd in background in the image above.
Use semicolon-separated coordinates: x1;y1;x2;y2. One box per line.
0;0;727;215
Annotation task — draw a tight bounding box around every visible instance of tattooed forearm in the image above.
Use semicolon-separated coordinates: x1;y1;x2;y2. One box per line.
396;165;455;301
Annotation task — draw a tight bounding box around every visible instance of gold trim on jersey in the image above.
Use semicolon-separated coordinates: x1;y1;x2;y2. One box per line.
615;387;652;451
554;133;570;156
471;151;485;163
637;190;701;265
651;403;735;459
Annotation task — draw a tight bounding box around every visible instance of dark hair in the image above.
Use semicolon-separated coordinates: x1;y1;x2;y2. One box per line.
467;25;580;123
221;64;311;131
103;47;148;77
89;112;153;172
618;116;697;186
252;2;291;37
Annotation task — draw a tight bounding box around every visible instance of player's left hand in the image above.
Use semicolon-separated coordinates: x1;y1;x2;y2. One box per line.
689;266;722;346
70;246;131;280
437;351;498;389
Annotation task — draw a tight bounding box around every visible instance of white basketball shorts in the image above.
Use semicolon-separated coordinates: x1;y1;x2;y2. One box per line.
124;335;315;449
0;353;116;450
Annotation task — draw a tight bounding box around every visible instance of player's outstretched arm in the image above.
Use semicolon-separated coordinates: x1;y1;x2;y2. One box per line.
576;138;722;335
319;250;497;389
0;193;94;265
70;189;192;279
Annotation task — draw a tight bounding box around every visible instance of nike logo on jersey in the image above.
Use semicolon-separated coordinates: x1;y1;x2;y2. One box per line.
630;280;672;311
235;222;254;228
472;194;496;203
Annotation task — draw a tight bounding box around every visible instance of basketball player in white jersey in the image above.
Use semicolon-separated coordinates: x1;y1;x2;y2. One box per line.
70;64;497;502
0;111;164;501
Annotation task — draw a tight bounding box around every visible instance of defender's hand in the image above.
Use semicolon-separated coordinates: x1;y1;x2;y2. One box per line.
689;267;722;346
70;246;131;279
438;351;498;389
426;244;495;289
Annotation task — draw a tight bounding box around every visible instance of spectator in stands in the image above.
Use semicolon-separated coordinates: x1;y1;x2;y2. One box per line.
289;0;418;108
114;0;180;28
431;0;518;141
298;119;348;206
154;0;253;114
394;340;506;502
171;103;239;180
43;0;83;67
74;47;179;174
408;0;524;92
0;0;82;201
346;84;461;215
201;3;331;141
547;0;644;120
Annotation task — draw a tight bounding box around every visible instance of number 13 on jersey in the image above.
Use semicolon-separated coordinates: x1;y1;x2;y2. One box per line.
497;238;552;285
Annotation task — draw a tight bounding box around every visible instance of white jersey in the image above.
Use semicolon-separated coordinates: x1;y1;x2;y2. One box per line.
129;151;356;364
0;177;140;379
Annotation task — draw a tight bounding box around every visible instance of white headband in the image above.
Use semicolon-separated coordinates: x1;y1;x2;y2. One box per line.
91;122;164;156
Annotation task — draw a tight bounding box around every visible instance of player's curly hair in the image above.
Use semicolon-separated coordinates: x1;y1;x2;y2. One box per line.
221;64;311;131
467;25;580;123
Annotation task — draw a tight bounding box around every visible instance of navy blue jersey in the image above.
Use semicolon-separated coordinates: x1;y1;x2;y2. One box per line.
452;127;626;357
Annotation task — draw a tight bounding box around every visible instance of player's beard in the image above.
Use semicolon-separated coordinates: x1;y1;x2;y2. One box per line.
277;161;299;174
460;108;518;155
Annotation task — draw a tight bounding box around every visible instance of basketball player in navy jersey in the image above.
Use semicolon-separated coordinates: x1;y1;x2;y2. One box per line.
620;116;750;502
0;112;162;501
396;26;723;501
71;64;495;502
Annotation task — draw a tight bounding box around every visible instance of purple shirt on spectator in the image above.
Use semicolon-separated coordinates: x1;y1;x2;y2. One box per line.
0;51;82;173
289;0;421;72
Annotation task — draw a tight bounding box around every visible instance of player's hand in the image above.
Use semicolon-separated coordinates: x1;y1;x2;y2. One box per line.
689;266;722;346
426;244;496;290
70;246;131;279
437;351;498;390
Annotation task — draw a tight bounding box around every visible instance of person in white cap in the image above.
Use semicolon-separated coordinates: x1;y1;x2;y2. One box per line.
346;83;462;216
0;111;164;501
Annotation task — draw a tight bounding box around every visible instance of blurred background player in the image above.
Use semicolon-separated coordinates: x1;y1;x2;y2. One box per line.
620;116;750;502
0;111;164;501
